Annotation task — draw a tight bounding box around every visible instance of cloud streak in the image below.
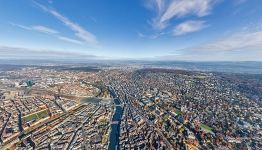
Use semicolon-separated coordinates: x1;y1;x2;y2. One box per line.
34;1;97;44
197;30;262;52
11;23;58;34
148;0;215;30
0;45;98;59
31;25;58;34
11;23;83;45
58;36;83;45
173;20;208;36
155;28;262;61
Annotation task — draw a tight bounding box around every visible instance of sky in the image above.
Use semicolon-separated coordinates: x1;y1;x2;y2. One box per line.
0;0;262;61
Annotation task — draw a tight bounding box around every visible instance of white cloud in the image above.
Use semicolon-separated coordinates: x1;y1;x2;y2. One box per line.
199;30;262;51
137;31;166;39
154;28;262;61
173;20;208;36
155;0;165;13
34;1;97;44
58;36;83;45
11;23;58;34
147;0;216;30
31;25;58;34
0;45;98;59
11;23;83;45
10;23;31;30
137;32;145;38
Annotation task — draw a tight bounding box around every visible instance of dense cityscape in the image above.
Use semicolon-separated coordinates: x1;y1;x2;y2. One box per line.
1;0;262;149
0;63;261;150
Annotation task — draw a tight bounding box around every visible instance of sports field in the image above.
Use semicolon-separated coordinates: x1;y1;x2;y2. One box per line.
200;123;213;132
23;109;49;123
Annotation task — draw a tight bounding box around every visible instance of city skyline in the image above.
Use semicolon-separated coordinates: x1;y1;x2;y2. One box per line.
0;0;262;60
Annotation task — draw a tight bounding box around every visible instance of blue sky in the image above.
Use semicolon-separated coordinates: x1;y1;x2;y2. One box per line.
0;0;262;61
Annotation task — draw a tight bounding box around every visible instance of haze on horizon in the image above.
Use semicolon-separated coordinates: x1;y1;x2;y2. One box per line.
0;0;262;61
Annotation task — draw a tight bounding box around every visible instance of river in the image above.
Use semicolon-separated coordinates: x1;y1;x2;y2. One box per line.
108;87;123;150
